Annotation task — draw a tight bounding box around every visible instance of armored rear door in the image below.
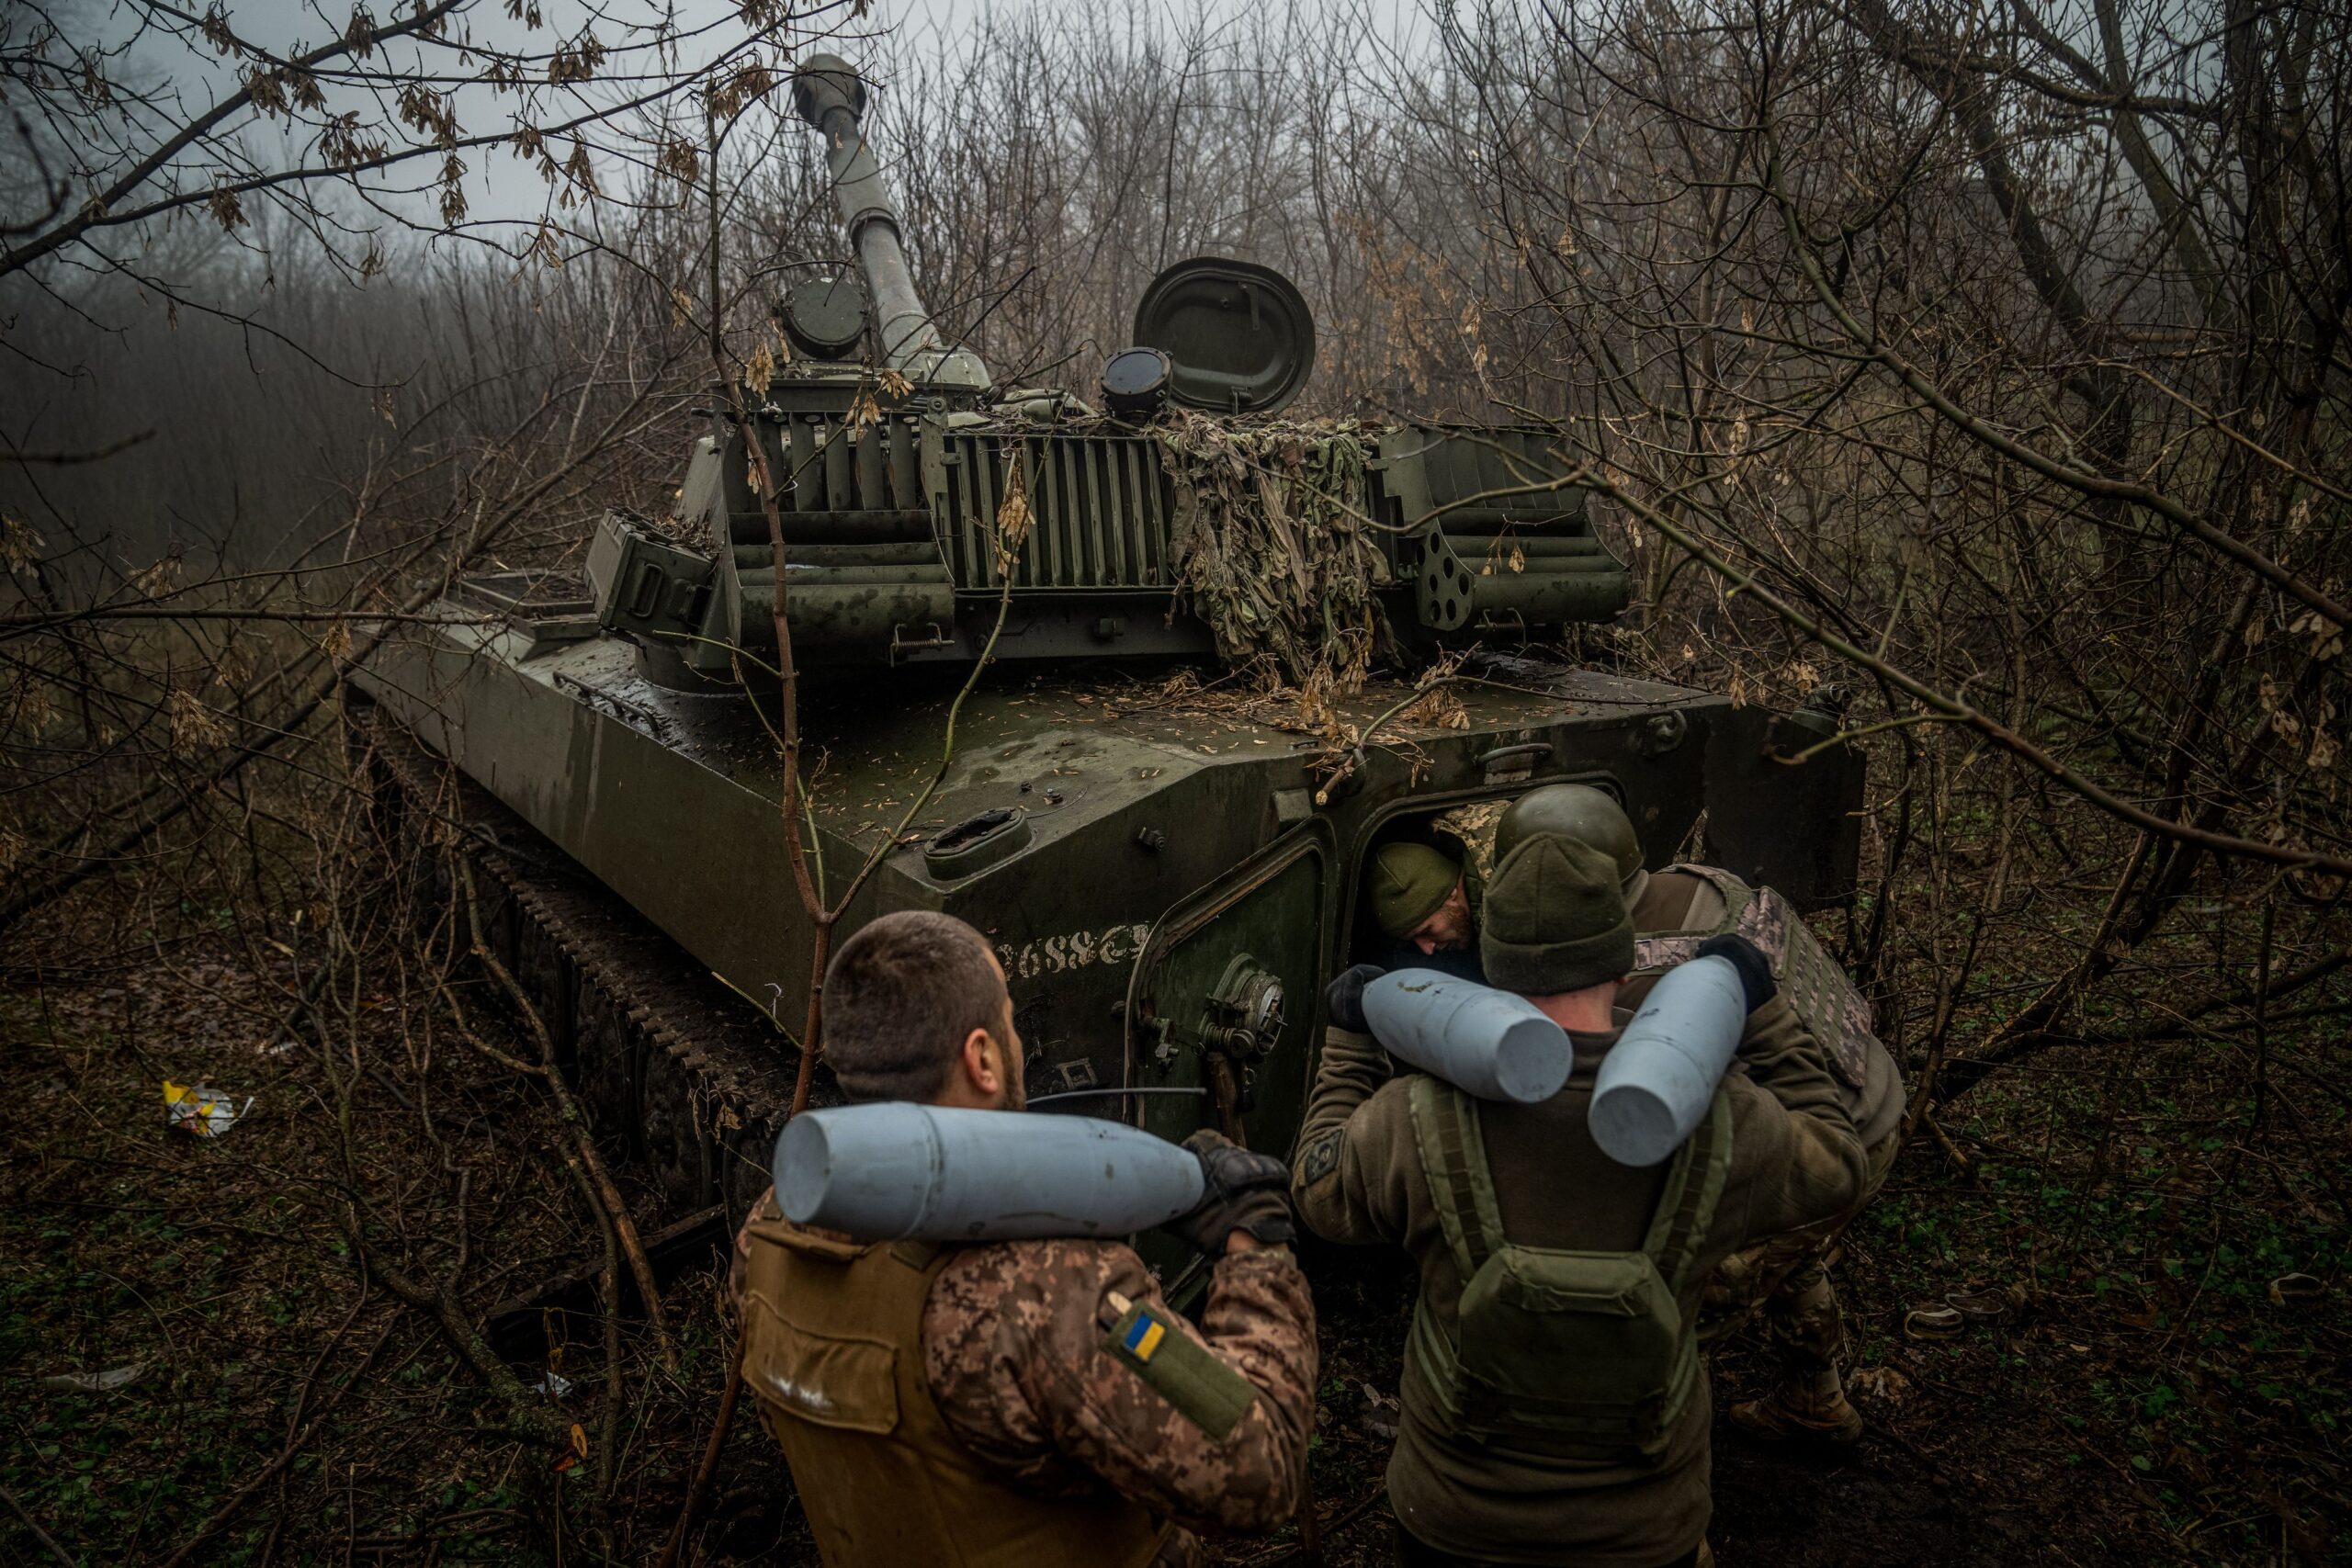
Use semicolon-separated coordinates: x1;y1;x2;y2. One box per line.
1124;826;1331;1159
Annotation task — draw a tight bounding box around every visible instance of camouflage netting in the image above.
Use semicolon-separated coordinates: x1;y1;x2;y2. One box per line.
1154;412;1394;692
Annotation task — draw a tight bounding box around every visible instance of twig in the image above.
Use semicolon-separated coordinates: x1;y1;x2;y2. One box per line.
1313;669;1461;807
0;428;155;465
0;1484;74;1568
827;507;1027;916
336;1215;568;1447
1238;1484;1390;1566
153;1293;382;1568
1903;913;1984;1136
458;860;675;1372
659;113;837;1568
657;1337;748;1568
1917;1111;1975;1179
557;1146;627;1496
435;977;548;1077
2250;896;2277;1134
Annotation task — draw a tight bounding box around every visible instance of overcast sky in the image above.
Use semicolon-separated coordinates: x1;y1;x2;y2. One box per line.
63;0;1434;265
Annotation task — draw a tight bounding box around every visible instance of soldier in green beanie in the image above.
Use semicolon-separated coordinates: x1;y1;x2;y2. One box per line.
1500;785;1906;1446
1370;842;1472;953
1295;836;1866;1568
1363;838;1486;984
1476;834;1637;995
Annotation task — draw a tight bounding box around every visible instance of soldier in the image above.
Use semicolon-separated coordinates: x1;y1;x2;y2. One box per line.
730;910;1317;1566
1360;800;1505;982
1295;836;1866;1567
1495;784;1906;1444
1365;840;1480;974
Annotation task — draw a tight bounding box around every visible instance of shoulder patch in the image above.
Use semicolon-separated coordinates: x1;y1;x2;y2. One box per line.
1102;1301;1257;1440
1295;1128;1341;1188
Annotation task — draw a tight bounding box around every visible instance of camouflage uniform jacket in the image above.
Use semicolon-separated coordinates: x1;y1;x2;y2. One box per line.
1430;801;1506;893
1290;999;1864;1566
732;1202;1317;1565
1628;866;1905;1146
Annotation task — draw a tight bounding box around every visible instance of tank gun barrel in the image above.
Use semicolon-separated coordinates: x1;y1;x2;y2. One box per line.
791;55;989;390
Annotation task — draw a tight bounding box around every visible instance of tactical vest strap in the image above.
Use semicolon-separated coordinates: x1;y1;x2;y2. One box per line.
1665;864;1758;940
1408;1074;1506;1282
1669;861;1751;925
1643;1088;1732;1297
892;1238;947;1274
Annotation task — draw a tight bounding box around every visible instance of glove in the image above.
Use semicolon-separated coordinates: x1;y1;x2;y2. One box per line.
1163;1130;1296;1257
1696;933;1777;1012
1324;963;1385;1034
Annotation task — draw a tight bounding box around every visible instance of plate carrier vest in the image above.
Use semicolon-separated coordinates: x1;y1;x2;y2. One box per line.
739;1215;1171;1567
1405;1075;1732;1463
1632;864;1872;1091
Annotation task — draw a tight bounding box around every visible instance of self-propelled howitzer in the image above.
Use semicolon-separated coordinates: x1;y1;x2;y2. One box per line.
350;52;1865;1250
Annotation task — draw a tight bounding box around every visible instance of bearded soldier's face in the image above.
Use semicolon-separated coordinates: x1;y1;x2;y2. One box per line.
1410;880;1476;954
986;951;1026;1111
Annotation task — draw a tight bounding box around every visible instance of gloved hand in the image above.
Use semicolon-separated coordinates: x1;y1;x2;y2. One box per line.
1324;963;1385;1033
1163;1130;1296;1257
1696;933;1777;1012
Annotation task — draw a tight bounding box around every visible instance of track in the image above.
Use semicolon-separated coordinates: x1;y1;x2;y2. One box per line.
367;707;804;1226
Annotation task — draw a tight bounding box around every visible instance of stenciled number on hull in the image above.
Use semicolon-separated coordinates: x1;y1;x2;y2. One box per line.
996;922;1155;980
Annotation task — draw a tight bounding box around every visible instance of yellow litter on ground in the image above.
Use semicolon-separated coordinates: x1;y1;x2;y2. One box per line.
164;1079;249;1137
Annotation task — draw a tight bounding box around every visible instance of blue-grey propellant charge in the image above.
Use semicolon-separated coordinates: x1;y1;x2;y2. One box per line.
1590;953;1747;1166
1361;969;1576;1103
775;1102;1207;1241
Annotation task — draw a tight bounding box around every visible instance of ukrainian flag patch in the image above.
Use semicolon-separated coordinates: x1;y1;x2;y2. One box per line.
1103;1298;1257;1439
1122;1314;1167;1361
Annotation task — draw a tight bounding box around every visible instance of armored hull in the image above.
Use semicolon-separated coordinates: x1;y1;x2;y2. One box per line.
355;593;1855;1224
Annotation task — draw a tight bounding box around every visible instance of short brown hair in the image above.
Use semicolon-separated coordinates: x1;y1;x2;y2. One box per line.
820;911;1008;1101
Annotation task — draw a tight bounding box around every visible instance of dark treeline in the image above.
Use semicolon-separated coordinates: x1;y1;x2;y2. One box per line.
1;216;684;575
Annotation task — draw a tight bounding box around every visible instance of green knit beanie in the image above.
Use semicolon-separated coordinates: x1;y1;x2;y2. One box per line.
1479;835;1636;995
1370;842;1461;941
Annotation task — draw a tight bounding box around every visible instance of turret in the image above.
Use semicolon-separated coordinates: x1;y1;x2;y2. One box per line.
580;55;1636;686
790;55;990;390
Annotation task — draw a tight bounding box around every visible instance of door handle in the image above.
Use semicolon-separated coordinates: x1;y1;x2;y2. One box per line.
1476;741;1553;782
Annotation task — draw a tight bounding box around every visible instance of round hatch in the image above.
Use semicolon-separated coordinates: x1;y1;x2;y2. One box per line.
777;274;869;361
1131;257;1316;415
1101;345;1174;417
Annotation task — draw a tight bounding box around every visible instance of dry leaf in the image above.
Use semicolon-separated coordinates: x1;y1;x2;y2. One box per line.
1;513;43;571
168;689;231;755
1849;1366;1911;1404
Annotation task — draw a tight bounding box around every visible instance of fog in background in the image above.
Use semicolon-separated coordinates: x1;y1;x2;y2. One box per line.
1;0;1436;573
